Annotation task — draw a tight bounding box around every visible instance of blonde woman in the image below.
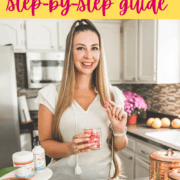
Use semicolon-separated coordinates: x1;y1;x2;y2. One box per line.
35;19;128;179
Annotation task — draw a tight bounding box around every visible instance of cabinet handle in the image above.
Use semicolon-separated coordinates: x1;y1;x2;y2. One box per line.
141;150;148;155
129;156;133;160
59;46;64;50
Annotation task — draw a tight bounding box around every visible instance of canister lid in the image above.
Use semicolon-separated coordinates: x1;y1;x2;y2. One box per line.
150;149;180;162
12;151;33;163
169;168;180;180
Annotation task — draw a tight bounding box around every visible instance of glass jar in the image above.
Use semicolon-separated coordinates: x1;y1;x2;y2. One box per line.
83;127;102;150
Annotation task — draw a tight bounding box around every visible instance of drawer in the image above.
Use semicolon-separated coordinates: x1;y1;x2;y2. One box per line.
136;142;159;160
126;136;136;151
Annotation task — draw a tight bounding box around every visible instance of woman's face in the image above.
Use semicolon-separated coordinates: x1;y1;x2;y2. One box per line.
73;30;100;76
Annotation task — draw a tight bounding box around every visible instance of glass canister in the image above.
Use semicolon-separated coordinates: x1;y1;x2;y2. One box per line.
150;149;180;180
83;128;101;150
169;168;180;180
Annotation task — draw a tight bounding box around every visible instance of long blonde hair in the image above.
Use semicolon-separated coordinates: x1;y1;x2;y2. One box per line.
52;19;121;178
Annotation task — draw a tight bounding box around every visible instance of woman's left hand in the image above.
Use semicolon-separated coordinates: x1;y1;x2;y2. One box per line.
105;100;127;134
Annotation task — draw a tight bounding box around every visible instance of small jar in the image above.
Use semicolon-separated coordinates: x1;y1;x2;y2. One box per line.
83;127;102;150
12;151;35;178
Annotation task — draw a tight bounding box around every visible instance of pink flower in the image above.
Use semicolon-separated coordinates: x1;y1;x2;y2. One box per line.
123;91;147;116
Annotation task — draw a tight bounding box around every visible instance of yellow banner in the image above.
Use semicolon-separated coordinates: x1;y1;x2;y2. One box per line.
0;0;179;19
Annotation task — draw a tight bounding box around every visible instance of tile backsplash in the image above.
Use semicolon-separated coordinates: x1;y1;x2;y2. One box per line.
15;53;180;117
117;84;180;117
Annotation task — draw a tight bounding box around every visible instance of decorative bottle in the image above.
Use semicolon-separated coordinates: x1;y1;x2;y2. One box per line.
32;136;46;172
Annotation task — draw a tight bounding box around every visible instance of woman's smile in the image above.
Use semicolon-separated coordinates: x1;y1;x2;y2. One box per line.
81;62;93;68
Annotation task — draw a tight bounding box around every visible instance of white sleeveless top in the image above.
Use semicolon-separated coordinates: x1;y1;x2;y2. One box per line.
35;83;126;180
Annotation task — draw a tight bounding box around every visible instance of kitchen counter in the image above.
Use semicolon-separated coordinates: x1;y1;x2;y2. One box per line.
127;123;180;151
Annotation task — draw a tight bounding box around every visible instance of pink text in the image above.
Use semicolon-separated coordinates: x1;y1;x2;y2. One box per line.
6;0;114;16
119;0;168;15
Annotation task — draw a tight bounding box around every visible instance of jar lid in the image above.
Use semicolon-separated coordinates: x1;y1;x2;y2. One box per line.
12;151;33;163
150;149;180;163
169;168;180;179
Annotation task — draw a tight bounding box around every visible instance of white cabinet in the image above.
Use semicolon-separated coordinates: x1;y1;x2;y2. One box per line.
135;156;150;179
58;19;75;51
0;19;25;50
118;134;166;179
138;20;157;82
117;135;136;179
123;19;156;83
123;20;138;82
157;20;180;84
117;149;135;179
134;141;159;179
26;20;58;51
123;19;180;84
92;20;121;84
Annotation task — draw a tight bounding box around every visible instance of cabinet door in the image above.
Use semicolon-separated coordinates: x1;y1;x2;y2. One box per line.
0;20;25;50
138;20;157;82
58;19;75;51
93;21;121;83
135;156;150;179
117;149;135;180
26;20;58;50
123;20;138;82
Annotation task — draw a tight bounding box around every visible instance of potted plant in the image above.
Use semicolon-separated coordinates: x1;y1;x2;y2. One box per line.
123;92;147;125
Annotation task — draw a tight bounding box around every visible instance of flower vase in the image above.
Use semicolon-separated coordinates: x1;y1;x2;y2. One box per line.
128;114;137;125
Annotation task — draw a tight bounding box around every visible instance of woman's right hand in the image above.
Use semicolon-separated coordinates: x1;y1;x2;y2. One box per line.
70;133;97;154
